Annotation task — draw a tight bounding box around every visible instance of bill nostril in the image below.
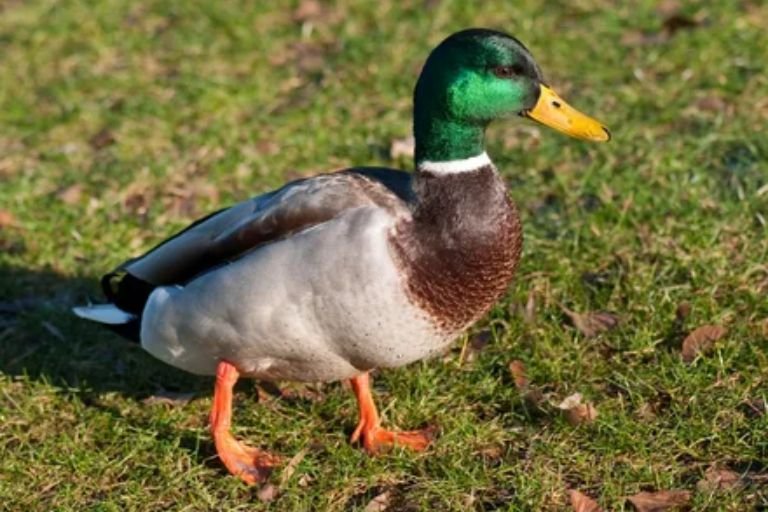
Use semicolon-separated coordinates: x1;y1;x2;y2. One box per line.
552;101;561;108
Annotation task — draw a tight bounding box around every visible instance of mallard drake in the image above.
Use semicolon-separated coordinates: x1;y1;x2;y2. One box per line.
74;28;609;484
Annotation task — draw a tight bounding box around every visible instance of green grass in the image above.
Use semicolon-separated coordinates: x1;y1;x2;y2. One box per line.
1;1;766;510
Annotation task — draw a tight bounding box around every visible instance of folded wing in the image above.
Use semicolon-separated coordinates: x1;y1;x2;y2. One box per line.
102;168;414;314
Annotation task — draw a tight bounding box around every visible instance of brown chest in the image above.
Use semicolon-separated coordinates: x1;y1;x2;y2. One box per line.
390;166;523;331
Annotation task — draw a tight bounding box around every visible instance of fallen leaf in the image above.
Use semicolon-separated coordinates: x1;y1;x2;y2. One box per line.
524;388;546;407
508;360;545;407
562;308;620;338
389;136;414;160
566;403;599;426
142;390;196;407
478;444;503;462
292;0;322;22
56;184;83;205
89;128;116;149
508;360;529;390
636;402;657;421
695;95;726;113
656;0;681;16
123;190;150;217
297;473;313;487
557;393;598;425
696;467;743;493
681;325;727;363
675;302;691;322
0;210;18;228
569;489;603;512
627;490;692;511
557;393;584;410
257;483;279;503
363;490;391;512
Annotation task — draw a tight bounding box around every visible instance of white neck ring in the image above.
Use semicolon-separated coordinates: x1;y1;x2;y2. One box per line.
418;152;492;175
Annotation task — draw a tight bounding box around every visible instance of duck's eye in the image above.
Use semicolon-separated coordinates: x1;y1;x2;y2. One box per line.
491;64;524;78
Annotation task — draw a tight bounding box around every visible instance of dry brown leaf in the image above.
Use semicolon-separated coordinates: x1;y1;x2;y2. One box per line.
695;95;726;113
257;483;279;503
508;360;529;390
363;490;391;512
569;489;603;512
0;210;18;229
562;308;620;338
523;388;546;407
656;0;681;16
557;392;584;410
56;184;83;205
123;190;151;217
292;0;322;22
89;128;116;149
142;390;196;407
557;393;598;425
681;325;727;363
627;490;692;511
566;403;599;426
636;402;657;421
675;302;691;322
696;467;743;493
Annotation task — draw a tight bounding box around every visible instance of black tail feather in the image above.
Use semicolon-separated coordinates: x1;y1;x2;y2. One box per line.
101;270;156;315
104;317;142;344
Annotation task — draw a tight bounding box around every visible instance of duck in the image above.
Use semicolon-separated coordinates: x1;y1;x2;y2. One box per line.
74;28;609;485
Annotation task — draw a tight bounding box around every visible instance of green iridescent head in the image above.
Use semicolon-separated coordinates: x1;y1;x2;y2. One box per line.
413;29;609;164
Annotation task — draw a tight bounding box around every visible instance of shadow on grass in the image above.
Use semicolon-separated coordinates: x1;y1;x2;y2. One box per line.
0;262;210;396
0;262;225;461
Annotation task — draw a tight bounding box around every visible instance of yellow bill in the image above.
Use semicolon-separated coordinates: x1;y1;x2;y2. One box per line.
524;84;610;142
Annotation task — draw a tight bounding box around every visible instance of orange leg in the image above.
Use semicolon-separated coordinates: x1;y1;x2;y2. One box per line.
349;372;434;453
210;361;280;485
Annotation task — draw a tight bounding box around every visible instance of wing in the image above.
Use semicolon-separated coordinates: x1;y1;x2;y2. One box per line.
102;168;414;313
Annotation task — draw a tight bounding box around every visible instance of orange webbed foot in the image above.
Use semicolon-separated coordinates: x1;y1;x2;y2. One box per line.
350;420;434;453
210;361;281;485
214;432;280;485
348;372;435;454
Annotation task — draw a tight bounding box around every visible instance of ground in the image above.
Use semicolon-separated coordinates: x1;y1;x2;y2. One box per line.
0;1;766;510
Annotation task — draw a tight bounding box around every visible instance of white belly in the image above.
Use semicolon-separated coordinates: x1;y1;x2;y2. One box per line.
140;207;452;380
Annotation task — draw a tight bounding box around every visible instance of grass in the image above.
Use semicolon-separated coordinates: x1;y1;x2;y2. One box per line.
1;0;766;510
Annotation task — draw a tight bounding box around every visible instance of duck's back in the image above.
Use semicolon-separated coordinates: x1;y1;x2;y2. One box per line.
101;168;414;319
